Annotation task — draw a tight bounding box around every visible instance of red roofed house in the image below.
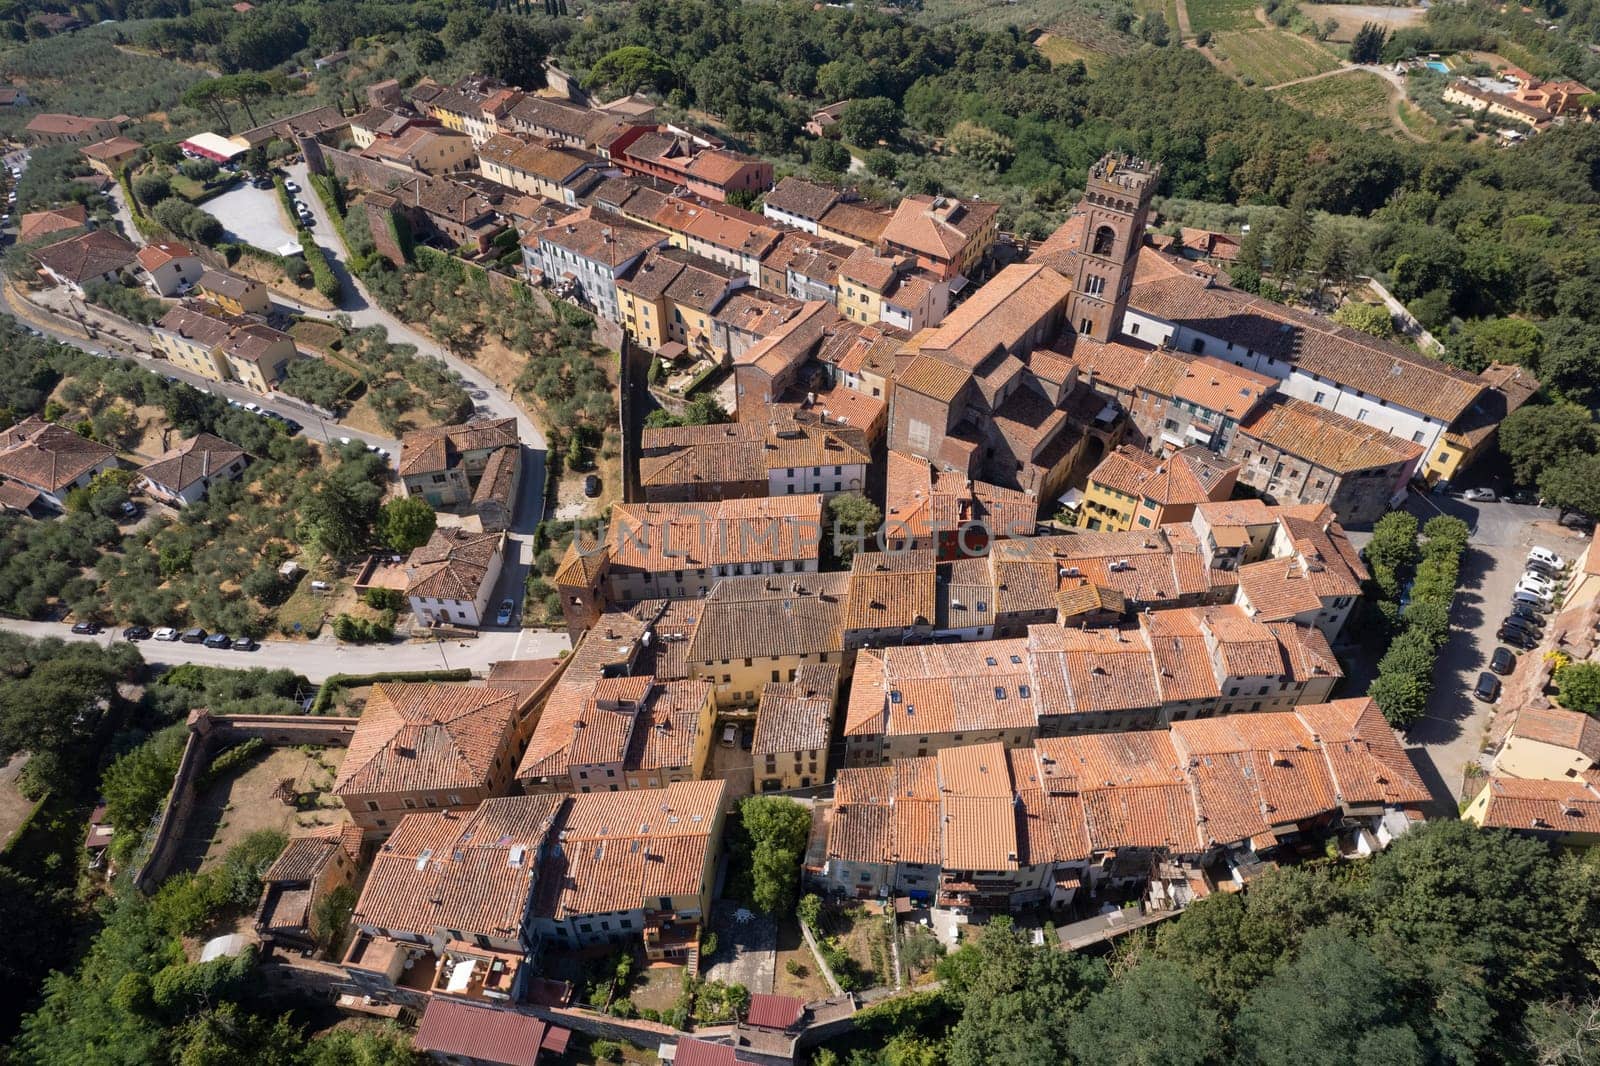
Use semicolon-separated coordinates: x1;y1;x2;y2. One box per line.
18;204;87;245
80;135;143;178
0;414;118;511
404;528;507;629
877;194;999;281
332;680;532;835
606;124;773;202
31;228;138;296
414;998;571;1066
24;113;119;146
254;824;363;948
136;240;204;297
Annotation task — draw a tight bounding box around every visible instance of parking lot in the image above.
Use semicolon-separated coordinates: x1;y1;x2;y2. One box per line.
204;182;300;253
1397;491;1588;812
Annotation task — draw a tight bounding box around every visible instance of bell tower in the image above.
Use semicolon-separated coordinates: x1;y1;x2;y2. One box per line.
1064;154;1159;343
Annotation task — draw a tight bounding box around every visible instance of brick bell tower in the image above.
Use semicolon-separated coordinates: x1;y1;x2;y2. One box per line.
1064;154;1160;343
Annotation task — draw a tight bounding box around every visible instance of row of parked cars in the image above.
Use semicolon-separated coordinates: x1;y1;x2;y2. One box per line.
69;620;257;651
1476;547;1569;702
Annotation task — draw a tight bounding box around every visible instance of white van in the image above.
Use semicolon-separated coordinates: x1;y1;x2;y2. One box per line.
310;580;333;593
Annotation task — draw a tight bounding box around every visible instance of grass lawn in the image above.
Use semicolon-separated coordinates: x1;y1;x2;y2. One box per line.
288;319;345;355
1211;29;1342;86
0;753;38;850
1035;32;1112;72
1275;69;1394;131
1186;0;1263;34
177;745;347;876
629;961;686;1015
773;918;832;1001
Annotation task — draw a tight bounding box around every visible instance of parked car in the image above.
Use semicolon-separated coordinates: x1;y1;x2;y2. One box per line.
1529;547;1567;570
1474;672;1502;702
1501;613;1542;635
1508;490;1539;505
202;633;232;649
283;420;303;435
1509;602;1546;623
1497;626;1538;650
119;500;139;519
1461;487;1497;502
1511;588;1552;611
70;620;100;635
153;626;179;642
1561;512;1596;531
122;625;152;641
230;636;257;651
721;725;737;747
284;180;300;193
740;726;753;751
1527;558;1565;580
180;627;207;643
1489;647;1517;675
1516;574;1555;595
584;474;601;498
495;598;516;626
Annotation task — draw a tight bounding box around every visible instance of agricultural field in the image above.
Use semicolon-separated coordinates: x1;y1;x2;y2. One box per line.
1186;0;1264;35
1035;31;1117;72
1275;69;1394;131
1298;2;1425;42
1210;29;1343;86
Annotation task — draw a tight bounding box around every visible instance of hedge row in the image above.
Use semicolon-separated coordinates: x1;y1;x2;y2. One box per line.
1370;515;1471;728
309;667;474;714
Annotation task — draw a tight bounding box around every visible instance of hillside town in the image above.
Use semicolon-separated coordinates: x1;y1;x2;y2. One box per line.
5;3;1600;1064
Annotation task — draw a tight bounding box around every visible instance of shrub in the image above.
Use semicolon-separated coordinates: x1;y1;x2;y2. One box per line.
332;612;395;643
363;587;404;611
1556;662;1600;714
196;736;266;790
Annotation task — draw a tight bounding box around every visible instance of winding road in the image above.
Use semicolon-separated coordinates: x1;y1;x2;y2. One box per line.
2;154;566;677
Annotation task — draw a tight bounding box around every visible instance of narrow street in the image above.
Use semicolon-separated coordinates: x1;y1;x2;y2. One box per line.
0;616;569;684
284;162;550;614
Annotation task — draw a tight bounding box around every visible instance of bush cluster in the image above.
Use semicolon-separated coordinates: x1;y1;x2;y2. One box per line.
1369;515;1470;728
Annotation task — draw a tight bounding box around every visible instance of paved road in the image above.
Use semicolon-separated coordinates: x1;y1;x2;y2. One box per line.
285;161;550;615
0;281;399;453
0;616;569;683
1393;491;1584;813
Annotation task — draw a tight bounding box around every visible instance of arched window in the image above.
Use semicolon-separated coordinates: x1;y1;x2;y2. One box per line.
1092;225;1116;256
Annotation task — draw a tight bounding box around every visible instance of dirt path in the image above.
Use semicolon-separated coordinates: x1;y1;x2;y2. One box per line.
1173;0;1194;42
1266;64;1357;90
1260;54;1431;143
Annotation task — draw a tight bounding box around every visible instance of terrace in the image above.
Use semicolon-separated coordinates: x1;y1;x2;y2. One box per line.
431;941;524;1002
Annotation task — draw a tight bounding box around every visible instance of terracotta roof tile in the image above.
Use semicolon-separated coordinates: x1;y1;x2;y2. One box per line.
1238;395;1424;472
333;682;523;798
405;529;504;602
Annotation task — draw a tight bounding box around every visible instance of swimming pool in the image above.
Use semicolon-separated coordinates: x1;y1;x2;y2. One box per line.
1426;61;1450;73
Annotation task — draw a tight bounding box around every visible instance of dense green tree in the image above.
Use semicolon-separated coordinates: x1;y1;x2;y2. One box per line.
1331;302;1393;338
738;795;811;914
586;45;674;95
944;918;1106;1066
1235;929;1423;1066
1350;22;1388;63
1540;453;1600;520
377;496;436;553
478;13;550;88
828;492;881;564
1067;959;1223;1066
1448;317;1544;374
839;97;901;146
810;138;851;174
1498;403;1598;487
1557;662;1600;714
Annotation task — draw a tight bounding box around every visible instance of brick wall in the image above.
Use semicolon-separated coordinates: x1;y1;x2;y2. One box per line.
132;712;360;892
